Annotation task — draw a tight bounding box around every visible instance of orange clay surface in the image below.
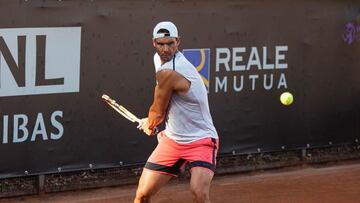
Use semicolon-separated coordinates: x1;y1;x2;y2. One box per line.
1;162;360;203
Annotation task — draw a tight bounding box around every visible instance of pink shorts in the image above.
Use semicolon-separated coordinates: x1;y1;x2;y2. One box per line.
144;131;219;177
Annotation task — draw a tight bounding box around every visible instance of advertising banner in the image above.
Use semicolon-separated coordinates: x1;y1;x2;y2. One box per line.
0;0;359;178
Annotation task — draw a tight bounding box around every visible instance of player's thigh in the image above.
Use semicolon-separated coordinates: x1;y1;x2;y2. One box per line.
137;168;172;196
190;167;214;193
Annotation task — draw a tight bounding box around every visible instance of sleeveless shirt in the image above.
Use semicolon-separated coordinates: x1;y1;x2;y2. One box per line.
153;52;218;143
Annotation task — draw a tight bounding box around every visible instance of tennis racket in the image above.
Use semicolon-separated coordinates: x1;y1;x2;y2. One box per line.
101;94;158;134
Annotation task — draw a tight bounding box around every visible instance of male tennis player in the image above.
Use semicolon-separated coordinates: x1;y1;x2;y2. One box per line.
135;21;219;203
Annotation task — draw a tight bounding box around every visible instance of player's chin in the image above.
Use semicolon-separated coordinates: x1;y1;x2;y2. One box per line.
160;55;172;62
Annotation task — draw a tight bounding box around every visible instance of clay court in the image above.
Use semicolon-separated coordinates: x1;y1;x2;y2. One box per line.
2;162;359;203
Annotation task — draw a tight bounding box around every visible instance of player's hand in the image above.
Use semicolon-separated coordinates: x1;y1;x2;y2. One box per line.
137;118;148;130
137;118;156;136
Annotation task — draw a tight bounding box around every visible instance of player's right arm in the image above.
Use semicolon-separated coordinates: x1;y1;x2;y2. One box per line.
140;69;190;135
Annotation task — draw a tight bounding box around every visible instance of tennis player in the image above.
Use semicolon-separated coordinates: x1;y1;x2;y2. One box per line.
135;21;219;203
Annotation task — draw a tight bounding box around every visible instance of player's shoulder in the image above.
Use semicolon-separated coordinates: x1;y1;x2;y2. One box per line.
156;69;177;79
174;52;195;69
156;69;185;84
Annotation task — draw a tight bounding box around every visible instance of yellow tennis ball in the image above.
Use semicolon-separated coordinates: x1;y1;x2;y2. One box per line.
280;92;294;106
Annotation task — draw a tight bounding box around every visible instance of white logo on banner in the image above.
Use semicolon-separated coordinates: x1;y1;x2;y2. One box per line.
0;27;81;97
214;46;288;93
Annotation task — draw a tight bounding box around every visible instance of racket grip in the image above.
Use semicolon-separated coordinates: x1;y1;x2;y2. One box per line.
153;127;159;135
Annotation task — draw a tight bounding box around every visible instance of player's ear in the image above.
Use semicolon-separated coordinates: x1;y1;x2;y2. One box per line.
152;39;157;47
176;37;181;46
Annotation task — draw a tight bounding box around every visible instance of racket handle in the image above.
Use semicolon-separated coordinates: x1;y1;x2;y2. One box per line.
153;127;159;135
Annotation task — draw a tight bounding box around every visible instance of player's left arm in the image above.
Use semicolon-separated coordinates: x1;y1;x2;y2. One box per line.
143;69;189;135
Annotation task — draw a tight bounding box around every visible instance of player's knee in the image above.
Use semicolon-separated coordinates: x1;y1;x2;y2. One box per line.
135;188;152;202
190;187;209;203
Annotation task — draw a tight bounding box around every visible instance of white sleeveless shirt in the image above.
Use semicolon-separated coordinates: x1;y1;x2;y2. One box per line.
154;52;218;143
